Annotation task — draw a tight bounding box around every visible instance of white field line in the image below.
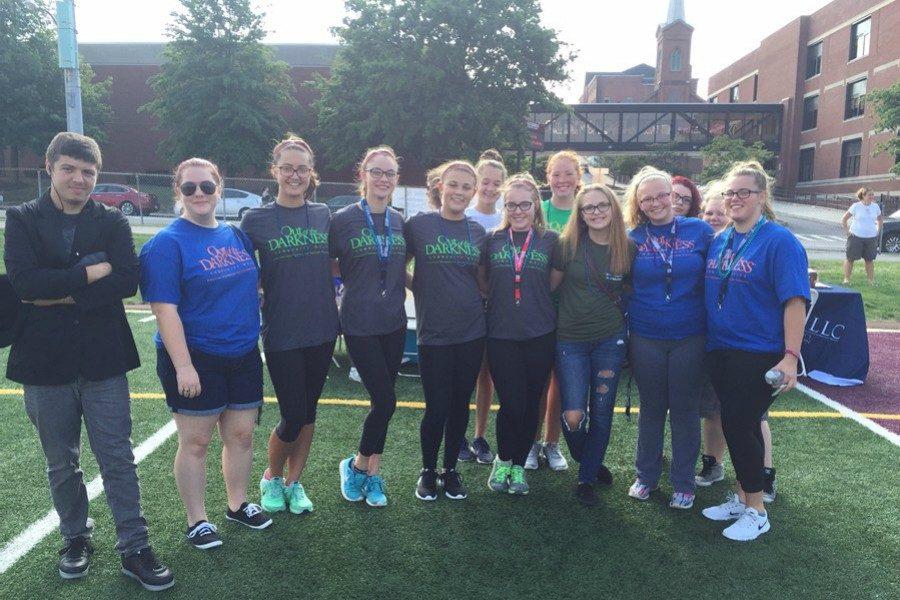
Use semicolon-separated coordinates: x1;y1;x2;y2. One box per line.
0;420;177;575
138;315;157;323
796;383;899;447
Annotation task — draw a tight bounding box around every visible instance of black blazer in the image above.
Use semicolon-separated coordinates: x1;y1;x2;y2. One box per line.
3;191;141;384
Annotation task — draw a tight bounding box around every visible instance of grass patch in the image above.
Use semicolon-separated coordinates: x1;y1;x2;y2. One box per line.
809;259;899;321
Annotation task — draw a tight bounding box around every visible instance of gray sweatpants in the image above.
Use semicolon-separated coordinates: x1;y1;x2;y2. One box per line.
24;375;149;556
630;333;704;494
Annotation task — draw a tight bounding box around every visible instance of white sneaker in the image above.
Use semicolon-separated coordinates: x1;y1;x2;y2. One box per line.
542;443;568;471
524;442;542;470
348;367;362;383
701;492;746;521
722;507;770;541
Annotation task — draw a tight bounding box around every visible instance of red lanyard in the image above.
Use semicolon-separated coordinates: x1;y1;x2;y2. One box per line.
509;228;534;305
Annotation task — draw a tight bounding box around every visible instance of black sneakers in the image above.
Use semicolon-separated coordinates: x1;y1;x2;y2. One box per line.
415;468;439;501
470;437;495;464
575;482;599;507
440;469;468;500
121;546;175;592
596;464;614;486
763;468;777;503
186;520;223;550
458;439;476;462
225;502;273;530
58;537;93;579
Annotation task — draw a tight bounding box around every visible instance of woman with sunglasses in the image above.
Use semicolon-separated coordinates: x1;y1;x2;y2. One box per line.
140;158;271;550
702;161;808;542
332;146;407;508
405;160;487;501
550;184;635;506
479;174;557;495
671;175;702;218
624;166;713;510
240;136;339;517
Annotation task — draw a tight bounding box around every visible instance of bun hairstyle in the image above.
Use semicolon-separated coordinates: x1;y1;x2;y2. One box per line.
546;150;584;195
271;134;318;201
623;165;671;229
856;186;872;201
427;160;477;209
497;172;546;233
671;175;702;218
479;148;504;162
475;150;508;182
357;145;399;199
173;157;222;214
723;160;776;220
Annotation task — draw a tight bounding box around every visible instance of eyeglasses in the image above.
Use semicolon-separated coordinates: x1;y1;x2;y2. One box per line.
277;165;312;177
504;201;534;213
672;193;693;206
721;189;761;200
638;192;671;206
580;203;612;215
179;180;217;196
366;168;398;180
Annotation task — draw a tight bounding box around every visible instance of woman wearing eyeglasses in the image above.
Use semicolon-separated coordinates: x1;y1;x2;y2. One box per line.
550;184;635;506
332;146;407;508
479;174;557;495
671;175;702;218
702;161;808;542
624;166;713;511
240;136;339;517
141;157;271;550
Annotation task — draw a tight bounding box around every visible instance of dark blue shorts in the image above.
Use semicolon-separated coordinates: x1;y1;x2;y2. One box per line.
156;346;263;416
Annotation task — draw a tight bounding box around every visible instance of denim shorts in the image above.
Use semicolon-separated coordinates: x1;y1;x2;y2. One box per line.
156;346;263;416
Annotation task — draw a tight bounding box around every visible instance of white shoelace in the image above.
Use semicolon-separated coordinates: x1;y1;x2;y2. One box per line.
189;522;217;538
243;503;262;517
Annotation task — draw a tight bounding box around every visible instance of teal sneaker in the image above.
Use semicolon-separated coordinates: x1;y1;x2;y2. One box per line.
285;481;314;514
259;475;286;512
339;456;366;502
508;465;529;495
363;475;388;507
488;458;511;493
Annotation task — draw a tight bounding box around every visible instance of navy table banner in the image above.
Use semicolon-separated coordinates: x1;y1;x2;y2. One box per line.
802;285;869;386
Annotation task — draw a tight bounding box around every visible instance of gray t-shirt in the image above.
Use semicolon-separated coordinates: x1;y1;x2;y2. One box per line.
483;228;558;340
404;211;487;346
61;213;79;256
329;202;407;336
240;202;339;351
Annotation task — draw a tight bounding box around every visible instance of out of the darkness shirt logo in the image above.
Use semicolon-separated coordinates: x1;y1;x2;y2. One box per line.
267;225;328;257
636;236;696;254
349;227;407;255
425;235;480;261
200;245;253;271
490;244;549;269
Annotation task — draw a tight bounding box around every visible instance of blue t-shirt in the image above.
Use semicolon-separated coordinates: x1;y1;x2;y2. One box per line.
705;220;810;353
628;217;713;340
140;219;260;357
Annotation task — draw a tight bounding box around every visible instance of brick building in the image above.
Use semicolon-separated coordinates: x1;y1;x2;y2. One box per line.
707;0;899;197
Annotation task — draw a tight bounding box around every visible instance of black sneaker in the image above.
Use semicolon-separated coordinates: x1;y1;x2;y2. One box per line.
440;469;468;500
695;454;725;486
186;520;223;550
225;502;273;530
763;468;777;503
575;482;599;507
58;537;93;579
470;437;495;464
415;468;439;501
596;464;613;486
121;546;175;592
458;438;475;462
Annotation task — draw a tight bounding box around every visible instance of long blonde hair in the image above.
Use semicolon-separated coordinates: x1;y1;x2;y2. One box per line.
497;173;546;233
623;166;671;229
723;160;776;220
559;183;631;276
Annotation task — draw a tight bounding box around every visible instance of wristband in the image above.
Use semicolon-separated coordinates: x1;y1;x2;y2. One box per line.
784;348;800;360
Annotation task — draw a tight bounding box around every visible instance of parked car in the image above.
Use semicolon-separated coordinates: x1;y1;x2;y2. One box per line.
91;183;159;215
173;188;262;219
880;209;900;254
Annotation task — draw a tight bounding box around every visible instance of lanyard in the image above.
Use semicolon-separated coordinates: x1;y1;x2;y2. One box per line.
715;216;766;310
582;243;625;320
437;214;473;268
508;228;534;306
644;219;677;302
361;199;392;297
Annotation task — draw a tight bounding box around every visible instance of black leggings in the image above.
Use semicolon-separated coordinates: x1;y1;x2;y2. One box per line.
418;338;486;471
345;327;406;456
707;348;781;493
487;332;556;466
266;340;336;443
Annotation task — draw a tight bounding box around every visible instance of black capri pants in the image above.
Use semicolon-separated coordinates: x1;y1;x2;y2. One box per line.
266;340;336;443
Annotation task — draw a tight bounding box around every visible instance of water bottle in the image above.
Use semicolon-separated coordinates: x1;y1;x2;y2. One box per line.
764;369;785;388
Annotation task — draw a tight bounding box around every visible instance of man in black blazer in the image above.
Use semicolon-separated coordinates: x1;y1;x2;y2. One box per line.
3;132;173;592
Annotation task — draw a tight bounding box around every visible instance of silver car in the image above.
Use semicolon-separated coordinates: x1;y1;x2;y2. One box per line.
173;187;263;219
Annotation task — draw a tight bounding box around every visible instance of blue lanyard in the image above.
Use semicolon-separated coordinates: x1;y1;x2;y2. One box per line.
361;199;392;296
644;218;677;302
715;216;766;309
437;214;473;268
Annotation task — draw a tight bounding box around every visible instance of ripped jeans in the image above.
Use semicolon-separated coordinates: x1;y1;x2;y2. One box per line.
555;330;628;484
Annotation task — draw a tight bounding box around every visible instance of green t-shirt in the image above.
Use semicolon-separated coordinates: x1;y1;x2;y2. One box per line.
552;237;635;342
541;199;572;233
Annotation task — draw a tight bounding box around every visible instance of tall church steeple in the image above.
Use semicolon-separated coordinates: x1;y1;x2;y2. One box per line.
654;0;698;102
665;0;686;25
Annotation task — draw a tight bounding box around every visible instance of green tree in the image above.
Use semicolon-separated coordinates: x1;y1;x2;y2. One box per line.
313;0;573;171
867;82;900;176
698;135;774;184
0;0;111;168
141;0;296;175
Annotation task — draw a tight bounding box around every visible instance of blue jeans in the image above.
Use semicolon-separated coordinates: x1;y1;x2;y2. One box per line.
555;330;627;484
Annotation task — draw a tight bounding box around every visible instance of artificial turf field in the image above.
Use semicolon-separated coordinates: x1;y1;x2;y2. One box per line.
0;314;897;600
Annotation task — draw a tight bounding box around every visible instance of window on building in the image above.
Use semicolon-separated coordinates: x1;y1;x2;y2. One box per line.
844;78;867;119
805;42;822;78
752;74;759;101
798;148;815;182
849;18;871;60
671;48;682;71
729;85;739;103
840;139;862;178
802;95;819;130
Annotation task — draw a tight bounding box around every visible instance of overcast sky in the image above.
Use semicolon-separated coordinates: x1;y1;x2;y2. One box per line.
74;0;832;101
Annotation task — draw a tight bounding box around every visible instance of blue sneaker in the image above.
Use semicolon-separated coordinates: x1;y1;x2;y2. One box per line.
339;456;366;502
363;474;388;507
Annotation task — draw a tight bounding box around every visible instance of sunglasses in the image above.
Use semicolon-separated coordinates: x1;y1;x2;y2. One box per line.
179;180;217;196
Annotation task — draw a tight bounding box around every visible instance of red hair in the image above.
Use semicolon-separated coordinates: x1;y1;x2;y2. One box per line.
671;175;702;218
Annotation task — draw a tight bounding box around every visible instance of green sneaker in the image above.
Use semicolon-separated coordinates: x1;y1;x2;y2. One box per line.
488;458;511;493
508;465;529;495
285;481;313;514
259;475;286;512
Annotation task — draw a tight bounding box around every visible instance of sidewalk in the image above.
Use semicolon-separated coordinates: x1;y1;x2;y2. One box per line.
773;200;846;226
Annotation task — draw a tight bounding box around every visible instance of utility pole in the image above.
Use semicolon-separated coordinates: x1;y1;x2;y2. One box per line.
56;0;83;134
